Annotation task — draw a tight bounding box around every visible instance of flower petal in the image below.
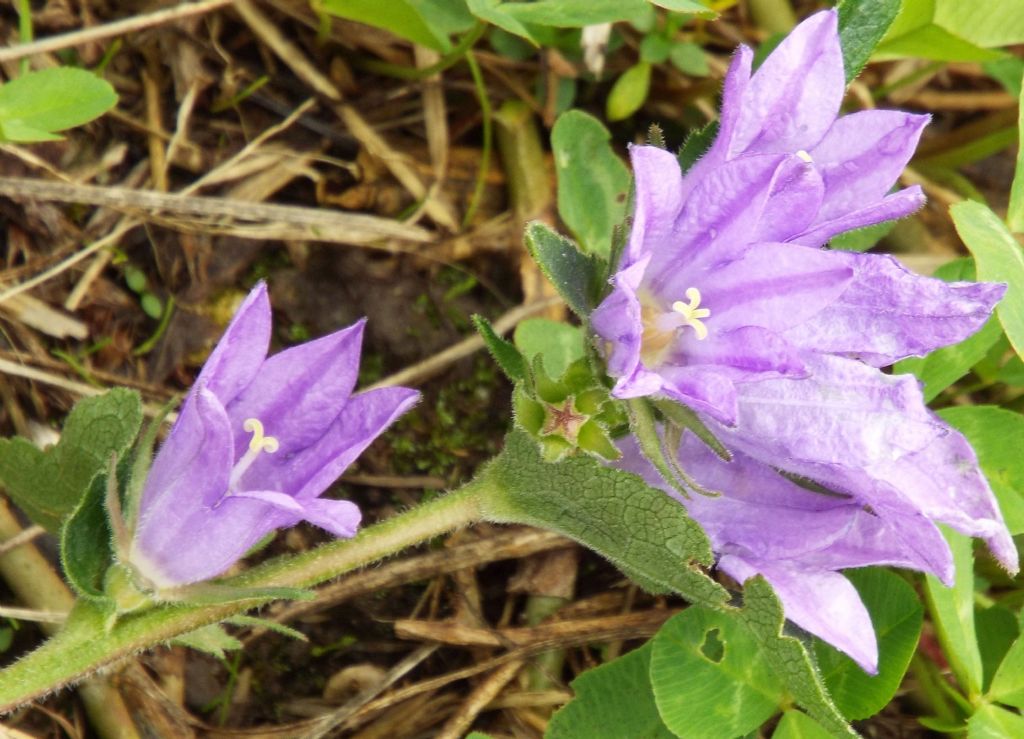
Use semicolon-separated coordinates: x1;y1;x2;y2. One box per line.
693;242;854;333
719;555;879;673
676;326;807;380
195;283;272;405
791;187;925;247
784;253;1006;365
626;146;685;264
245;386;419;501
226;319;367;454
729;10;844;156
299;498;362;538
656;365;738;425
810;110;929;221
755;155;826;242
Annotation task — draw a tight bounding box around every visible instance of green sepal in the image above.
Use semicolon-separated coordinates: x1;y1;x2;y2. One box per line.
532;355;569;404
472;314;526;381
226;615;308;642
626;397;692;499
574;387;607;416
513;385;545;435
524;221;603;318
123;395;180;532
677;120;719;174
577;420;619;461
653;398;731;462
157;583;315;607
539;434;574;462
0;388;143;532
172;624;243;659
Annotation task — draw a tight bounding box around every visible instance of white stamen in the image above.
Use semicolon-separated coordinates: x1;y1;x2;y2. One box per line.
671;287;711;341
228;418;280;490
796;149;813;163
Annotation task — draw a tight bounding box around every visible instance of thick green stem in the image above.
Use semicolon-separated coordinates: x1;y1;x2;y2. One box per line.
0;484;485;711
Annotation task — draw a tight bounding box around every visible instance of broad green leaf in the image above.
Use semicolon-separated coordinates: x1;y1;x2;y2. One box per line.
650;608;784;738
967;704;1024;739
934;0;1024;49
989;632;1024;708
1008;63;1024;233
924;528;984;698
513;319;585;378
60;472;114;601
0;67;117;143
894;258;1004;401
984;57;1024;98
523;221;602;317
412;0;475;36
547;642;675;739
320;0;451;51
876;0;1006;61
0;388;143;532
467;0;537;43
836;0;902;82
977;605;1019;693
606;62;651;122
551;110;630;258
471;0;669;28
668;41;709;76
952;200;1024;361
772;711;833;739
739;578;857;738
813;569;923;720
472;314;526;381
477;430;727;604
650;0;709;11
939;406;1024;536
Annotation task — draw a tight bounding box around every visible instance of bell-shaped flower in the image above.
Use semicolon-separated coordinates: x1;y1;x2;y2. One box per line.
593;7;1018;647
127;283;418;588
618;430;950;673
591;9;1002;425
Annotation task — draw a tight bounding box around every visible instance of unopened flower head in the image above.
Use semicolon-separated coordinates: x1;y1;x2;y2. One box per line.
596;10;1018;670
127;283;418;588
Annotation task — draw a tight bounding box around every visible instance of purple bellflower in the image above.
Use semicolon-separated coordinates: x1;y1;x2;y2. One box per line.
593;10;1018;667
127;283;418;589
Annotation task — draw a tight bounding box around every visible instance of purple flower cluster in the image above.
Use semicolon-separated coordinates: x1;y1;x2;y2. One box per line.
128;284;418;588
595;10;1017;671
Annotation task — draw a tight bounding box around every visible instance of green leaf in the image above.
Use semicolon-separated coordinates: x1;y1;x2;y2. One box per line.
938;406;1024;536
739;578;857;738
952;200;1024;361
226;615;309;642
478;430;726;604
472;314;526;381
668;41;708;76
836;0;902;82
924;528;984;698
172;624;242;659
551;110;630;258
60;472;115;601
606;62;651;122
934;0;1024;49
547;642;675;739
472;0;669;28
967;704;1024;739
813;569;923;720
523;222;602;317
650;608;784;738
513;319;585;379
984;57;1024;98
976;605;1019;693
319;0;452;51
649;0;709;11
0;67;117;143
0;389;143;532
1008;62;1024;233
989;632;1024;708
772;711;834;739
876;0;1006;62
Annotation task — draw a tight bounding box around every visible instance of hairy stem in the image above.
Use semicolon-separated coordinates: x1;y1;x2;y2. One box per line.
0;484;485;712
